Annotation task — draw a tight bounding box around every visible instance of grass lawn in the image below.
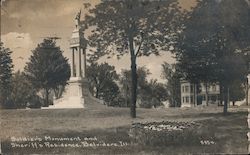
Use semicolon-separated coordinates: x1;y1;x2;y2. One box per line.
0;105;248;154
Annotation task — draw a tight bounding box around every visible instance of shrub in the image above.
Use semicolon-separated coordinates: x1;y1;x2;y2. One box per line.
129;121;204;146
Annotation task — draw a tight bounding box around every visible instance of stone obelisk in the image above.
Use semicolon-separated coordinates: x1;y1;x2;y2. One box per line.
46;10;86;109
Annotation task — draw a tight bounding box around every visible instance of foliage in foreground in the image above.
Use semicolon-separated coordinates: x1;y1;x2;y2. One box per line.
129;121;209;146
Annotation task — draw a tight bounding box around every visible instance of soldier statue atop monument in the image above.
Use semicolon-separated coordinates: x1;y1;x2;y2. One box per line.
75;9;81;29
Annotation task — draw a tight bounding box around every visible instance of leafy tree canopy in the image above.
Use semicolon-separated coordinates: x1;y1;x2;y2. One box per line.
161;62;181;107
0;42;13;108
86;62;119;103
85;0;184;117
175;0;250;83
173;0;250;113
10;71;41;108
87;0;183;58
25;39;70;106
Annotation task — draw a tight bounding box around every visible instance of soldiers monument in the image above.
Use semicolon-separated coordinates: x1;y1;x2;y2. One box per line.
47;10;86;108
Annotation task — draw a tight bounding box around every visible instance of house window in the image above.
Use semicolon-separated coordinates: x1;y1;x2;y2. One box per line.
185;86;189;93
202;95;205;101
190;85;194;93
212;85;216;92
190;96;193;103
186;96;189;103
182;86;185;93
182;97;185;103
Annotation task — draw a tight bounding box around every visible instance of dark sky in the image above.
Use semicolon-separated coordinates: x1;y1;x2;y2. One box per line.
1;0;196;82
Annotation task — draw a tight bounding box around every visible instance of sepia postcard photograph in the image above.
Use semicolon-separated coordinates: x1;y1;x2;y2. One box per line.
1;0;250;154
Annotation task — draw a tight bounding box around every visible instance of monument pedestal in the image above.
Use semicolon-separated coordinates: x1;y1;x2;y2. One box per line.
44;77;84;109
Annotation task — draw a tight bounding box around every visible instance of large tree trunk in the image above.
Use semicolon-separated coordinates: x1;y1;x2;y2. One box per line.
205;82;209;106
219;82;223;106
130;56;137;118
45;88;49;107
192;84;196;106
223;85;229;115
193;83;196;106
129;33;137;118
246;78;248;106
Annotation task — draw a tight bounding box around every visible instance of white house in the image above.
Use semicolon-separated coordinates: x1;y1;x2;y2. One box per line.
181;80;220;107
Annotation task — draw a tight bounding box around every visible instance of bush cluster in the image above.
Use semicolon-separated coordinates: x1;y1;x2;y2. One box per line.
128;121;203;146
